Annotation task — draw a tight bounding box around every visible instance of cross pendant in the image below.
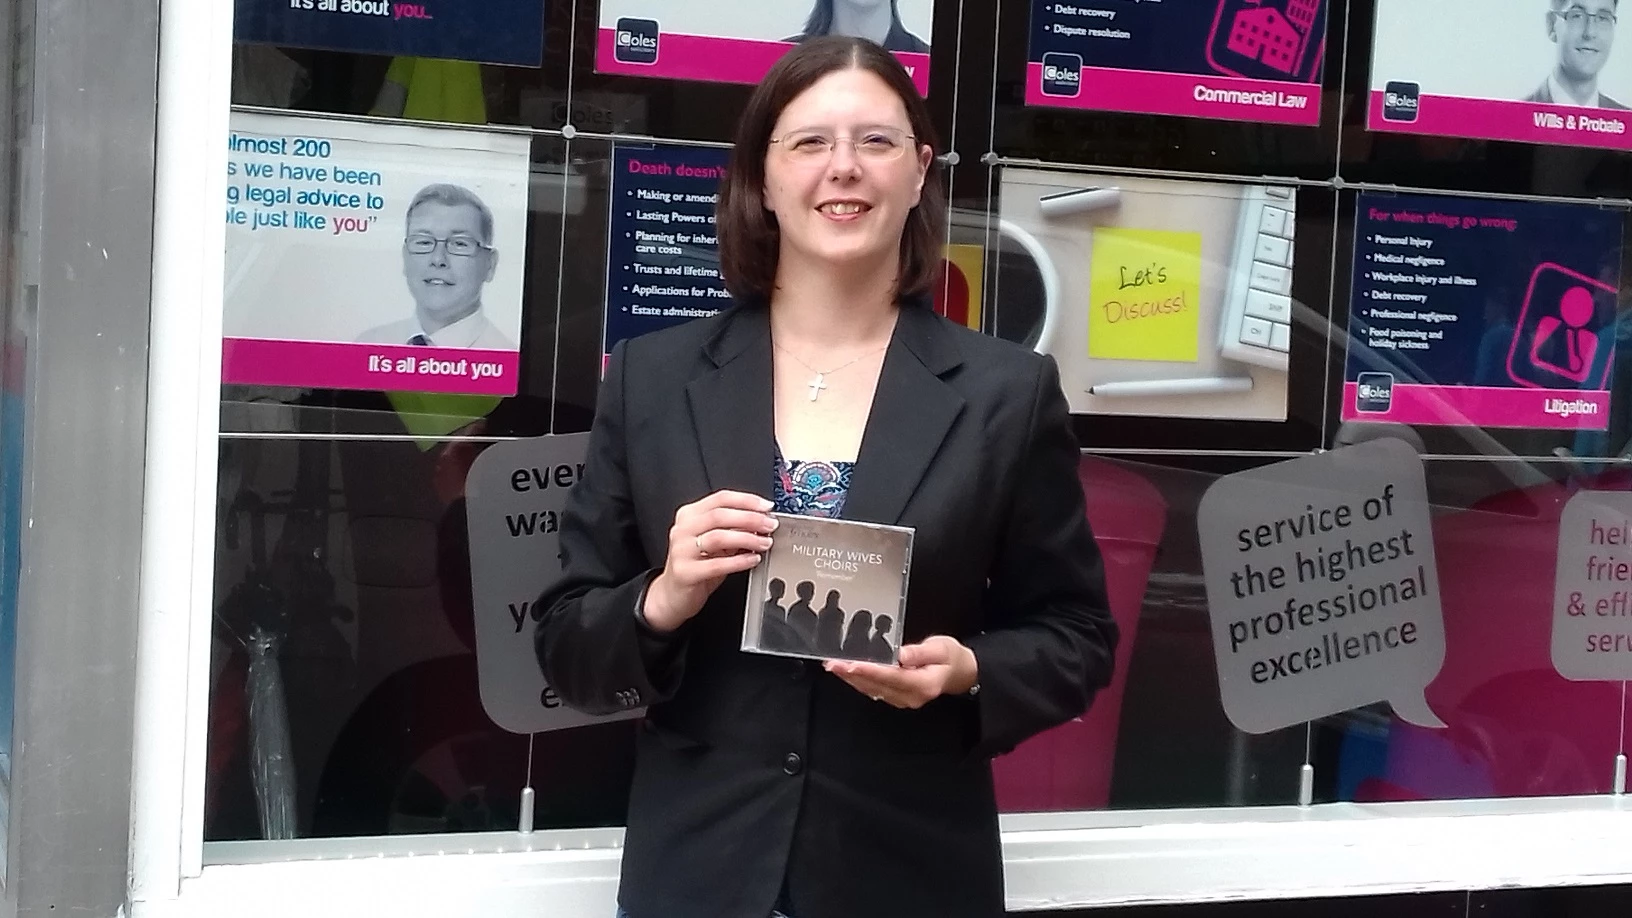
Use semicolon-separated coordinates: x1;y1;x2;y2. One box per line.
806;373;827;401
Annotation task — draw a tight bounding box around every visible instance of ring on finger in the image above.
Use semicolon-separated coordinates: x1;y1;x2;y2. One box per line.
694;534;709;557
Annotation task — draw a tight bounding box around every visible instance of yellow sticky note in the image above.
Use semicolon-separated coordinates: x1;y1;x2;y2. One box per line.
1088;228;1202;362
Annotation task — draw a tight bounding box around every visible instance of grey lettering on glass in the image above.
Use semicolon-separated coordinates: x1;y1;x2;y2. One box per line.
1197;438;1448;734
466;433;642;733
1552;490;1632;678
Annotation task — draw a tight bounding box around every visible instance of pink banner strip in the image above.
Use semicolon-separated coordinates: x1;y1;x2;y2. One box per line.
597;30;931;95
1025;63;1321;125
1367;91;1632;151
223;337;520;396
1341;381;1610;430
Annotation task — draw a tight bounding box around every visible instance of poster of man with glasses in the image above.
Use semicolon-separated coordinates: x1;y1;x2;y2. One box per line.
1369;0;1632;149
356;184;514;350
1527;0;1627;108
221;111;528;395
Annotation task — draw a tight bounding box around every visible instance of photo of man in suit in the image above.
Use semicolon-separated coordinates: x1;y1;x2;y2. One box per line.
1527;0;1628;108
356;183;515;349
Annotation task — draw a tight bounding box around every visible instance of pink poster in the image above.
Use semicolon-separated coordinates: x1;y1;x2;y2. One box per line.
1343;192;1623;431
596;0;933;94
1368;0;1632;150
221;112;531;395
1026;0;1328;126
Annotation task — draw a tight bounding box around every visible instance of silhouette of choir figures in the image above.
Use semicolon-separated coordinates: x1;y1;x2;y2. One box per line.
787;580;819;649
755;578;896;662
816;590;845;656
758;578;801;655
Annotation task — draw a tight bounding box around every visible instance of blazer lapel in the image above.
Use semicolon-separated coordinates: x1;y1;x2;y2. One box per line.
844;303;966;525
685;307;776;500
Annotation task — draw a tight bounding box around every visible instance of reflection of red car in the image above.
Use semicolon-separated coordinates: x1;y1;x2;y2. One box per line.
1357;473;1632;801
993;457;1166;811
990;450;1632;812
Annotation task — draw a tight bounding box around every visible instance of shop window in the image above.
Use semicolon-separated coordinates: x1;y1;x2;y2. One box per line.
206;0;1632;850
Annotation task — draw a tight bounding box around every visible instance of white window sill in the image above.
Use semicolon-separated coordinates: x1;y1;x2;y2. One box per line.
146;796;1632;917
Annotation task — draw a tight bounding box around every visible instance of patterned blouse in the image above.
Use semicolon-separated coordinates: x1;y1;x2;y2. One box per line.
772;448;854;518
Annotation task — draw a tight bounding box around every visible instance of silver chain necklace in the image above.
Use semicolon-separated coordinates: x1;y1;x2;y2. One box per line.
774;341;886;401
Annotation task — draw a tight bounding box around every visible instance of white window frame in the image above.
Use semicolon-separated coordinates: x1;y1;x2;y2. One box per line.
125;0;1632;915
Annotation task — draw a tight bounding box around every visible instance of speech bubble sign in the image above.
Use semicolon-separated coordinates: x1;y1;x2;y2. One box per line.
1197;438;1448;734
466;433;643;733
1552;490;1632;680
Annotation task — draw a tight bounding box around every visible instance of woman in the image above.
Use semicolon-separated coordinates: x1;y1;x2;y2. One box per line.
785;0;930;54
840;608;874;659
535;35;1116;918
814;588;845;656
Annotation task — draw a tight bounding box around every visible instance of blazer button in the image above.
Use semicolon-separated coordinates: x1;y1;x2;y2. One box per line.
783;752;803;776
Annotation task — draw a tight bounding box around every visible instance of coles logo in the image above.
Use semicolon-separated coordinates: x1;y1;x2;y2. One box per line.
1355;372;1394;413
1041;52;1083;98
1382;81;1420;123
614;17;660;64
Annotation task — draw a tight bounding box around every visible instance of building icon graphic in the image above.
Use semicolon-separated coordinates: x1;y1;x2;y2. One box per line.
1283;0;1318;36
1225;2;1306;75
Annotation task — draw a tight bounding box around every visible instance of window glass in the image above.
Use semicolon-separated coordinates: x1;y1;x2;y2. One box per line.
207;0;1632;847
1012;452;1629;812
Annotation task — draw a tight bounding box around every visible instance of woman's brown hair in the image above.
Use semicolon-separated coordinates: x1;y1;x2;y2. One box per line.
715;36;945;303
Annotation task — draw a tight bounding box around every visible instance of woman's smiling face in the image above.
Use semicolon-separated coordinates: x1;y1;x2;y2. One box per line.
760;67;932;277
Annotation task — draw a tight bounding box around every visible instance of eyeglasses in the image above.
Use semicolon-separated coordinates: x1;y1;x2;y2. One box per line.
404;233;491;257
768;126;918;163
1557;7;1618;27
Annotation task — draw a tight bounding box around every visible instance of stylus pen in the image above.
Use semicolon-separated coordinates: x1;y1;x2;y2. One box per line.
1087;376;1255;398
1038;186;1122;219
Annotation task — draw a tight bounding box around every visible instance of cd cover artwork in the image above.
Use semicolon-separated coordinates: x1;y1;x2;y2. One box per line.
741;513;914;664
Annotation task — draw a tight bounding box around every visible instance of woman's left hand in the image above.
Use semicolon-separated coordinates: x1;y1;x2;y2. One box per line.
823;636;979;709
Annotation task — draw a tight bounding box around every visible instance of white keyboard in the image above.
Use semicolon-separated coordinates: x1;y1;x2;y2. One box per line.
1218;184;1295;372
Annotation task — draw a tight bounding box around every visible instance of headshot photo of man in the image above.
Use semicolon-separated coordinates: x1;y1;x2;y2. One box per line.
356;183;515;350
1527;0;1628;108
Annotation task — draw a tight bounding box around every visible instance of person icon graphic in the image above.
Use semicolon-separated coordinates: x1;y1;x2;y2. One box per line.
1530;285;1601;383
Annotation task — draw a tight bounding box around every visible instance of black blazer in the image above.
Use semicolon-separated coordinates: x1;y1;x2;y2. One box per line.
535;299;1117;918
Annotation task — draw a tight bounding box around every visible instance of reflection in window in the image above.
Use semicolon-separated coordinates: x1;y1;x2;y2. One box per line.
209;0;1632;847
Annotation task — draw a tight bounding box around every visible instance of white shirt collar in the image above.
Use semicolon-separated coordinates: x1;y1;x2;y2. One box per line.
412;307;489;348
1549;72;1601;108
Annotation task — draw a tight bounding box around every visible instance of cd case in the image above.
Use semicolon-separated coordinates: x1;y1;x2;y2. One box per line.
741;513;915;664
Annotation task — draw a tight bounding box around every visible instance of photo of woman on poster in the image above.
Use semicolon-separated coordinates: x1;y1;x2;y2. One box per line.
785;0;930;54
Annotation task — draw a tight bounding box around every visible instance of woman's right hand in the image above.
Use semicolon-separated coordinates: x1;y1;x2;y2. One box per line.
641;490;778;633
